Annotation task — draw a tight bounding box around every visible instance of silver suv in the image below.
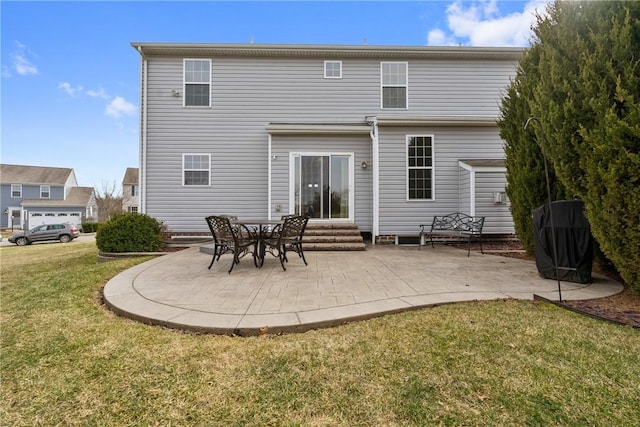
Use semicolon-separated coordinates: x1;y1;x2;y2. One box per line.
8;223;80;246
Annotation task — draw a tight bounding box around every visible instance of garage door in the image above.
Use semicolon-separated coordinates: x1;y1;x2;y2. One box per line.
29;212;82;227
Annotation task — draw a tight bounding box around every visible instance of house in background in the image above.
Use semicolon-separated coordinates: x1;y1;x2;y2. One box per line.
0;164;98;229
122;167;139;213
132;42;518;244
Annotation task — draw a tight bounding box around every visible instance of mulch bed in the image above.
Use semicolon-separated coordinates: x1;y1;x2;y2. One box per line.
454;240;640;329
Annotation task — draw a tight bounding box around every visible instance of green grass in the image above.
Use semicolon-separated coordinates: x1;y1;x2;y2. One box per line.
2;242;639;426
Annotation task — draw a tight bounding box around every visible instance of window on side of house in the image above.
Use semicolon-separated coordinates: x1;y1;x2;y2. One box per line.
129;206;139;214
131;185;138;197
184;59;211;107
183;154;211;186
324;60;342;79
381;62;408;109
40;185;50;198
11;184;22;198
407;135;434;200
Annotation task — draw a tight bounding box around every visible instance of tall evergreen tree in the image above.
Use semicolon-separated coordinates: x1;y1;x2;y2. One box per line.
498;58;569;253
499;0;640;292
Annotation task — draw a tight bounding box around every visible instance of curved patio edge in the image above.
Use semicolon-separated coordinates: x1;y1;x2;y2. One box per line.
102;246;624;336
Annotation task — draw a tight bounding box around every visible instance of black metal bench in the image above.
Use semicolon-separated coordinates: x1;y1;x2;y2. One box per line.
419;213;485;257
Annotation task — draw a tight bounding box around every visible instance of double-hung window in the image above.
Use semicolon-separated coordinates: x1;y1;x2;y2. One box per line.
407;135;434;200
40;185;50;198
184;59;211;107
183;154;211;186
11;184;22;198
381;62;408;109
324;60;342;78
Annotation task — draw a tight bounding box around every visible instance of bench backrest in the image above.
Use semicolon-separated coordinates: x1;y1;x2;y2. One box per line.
431;213;484;234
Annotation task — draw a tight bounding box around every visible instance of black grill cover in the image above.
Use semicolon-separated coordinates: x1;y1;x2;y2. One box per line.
533;200;593;284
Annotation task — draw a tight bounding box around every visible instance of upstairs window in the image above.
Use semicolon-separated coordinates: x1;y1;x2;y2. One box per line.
11;184;22;198
381;62;408;109
40;185;50;198
324;60;342;79
131;185;138;197
184;59;211;107
407;135;434;200
183;154;211;186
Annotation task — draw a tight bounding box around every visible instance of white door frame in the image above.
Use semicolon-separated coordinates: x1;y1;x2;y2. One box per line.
289;151;355;222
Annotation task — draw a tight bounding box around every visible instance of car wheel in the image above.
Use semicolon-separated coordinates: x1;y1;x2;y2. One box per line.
59;234;71;243
15;237;27;246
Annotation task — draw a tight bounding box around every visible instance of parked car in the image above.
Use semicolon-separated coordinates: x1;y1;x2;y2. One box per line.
8;223;80;246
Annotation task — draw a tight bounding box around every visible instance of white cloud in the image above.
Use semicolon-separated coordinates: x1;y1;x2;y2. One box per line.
87;88;110;99
427;29;457;46
105;96;137;118
58;84;136;119
58;82;83;97
429;0;550;47
3;41;39;77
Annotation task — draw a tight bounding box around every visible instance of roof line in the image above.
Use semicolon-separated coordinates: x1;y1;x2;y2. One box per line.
131;42;524;60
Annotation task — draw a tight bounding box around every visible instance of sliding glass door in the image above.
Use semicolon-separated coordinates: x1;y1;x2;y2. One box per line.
292;153;353;220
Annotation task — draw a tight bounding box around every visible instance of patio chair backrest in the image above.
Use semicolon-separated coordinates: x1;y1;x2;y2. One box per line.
205;215;236;244
280;215;309;241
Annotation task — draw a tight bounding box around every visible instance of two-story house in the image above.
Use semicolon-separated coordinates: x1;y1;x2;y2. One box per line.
0;164;98;229
132;42;520;243
122;167;140;213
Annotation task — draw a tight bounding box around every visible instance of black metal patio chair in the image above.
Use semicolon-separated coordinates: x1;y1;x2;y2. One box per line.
205;215;256;273
263;215;309;271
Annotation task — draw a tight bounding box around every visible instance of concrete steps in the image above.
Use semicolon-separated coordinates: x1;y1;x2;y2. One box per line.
302;222;366;251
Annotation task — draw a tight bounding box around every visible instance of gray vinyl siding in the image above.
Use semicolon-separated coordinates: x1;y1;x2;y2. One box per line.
378;126;505;236
271;134;372;231
474;172;515;234
141;53;517;233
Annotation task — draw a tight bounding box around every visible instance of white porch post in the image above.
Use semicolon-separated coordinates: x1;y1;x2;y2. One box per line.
367;117;379;244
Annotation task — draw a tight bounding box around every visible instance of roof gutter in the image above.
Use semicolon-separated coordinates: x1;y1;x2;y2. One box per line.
131;42;524;61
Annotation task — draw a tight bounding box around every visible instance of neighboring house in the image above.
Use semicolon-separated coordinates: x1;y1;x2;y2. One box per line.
0;164;98;229
132;42;519;243
122;167;139;213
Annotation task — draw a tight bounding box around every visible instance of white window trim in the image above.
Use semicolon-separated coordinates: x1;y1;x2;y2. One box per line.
182;153;211;187
324;60;342;79
11;184;22;198
183;58;212;108
406;134;435;201
40;185;50;199
380;61;408;110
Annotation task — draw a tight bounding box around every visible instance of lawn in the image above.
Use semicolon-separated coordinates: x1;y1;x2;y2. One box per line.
2;241;639;426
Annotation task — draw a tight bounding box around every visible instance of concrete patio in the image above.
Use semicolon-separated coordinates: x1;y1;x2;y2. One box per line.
103;244;623;336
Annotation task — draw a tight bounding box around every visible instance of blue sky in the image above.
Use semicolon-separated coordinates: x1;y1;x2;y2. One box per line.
1;0;549;192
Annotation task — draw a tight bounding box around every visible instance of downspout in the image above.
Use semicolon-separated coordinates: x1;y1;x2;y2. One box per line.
367;116;379;244
268;133;272;220
138;46;148;213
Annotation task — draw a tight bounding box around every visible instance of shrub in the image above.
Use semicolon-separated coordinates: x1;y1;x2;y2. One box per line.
96;213;164;253
499;1;640;292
